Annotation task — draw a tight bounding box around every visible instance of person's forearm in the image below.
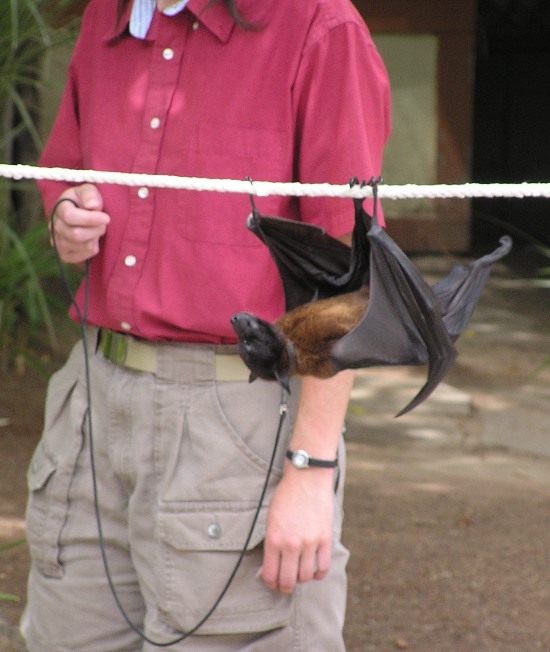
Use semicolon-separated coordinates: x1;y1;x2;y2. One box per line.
261;370;355;593
288;370;356;461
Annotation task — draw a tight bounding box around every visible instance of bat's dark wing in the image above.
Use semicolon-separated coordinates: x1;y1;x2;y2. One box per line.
246;198;369;310
246;195;511;416
331;212;458;416
332;203;512;414
432;236;513;340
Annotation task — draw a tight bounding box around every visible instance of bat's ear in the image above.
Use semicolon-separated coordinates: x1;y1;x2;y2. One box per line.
248;371;258;384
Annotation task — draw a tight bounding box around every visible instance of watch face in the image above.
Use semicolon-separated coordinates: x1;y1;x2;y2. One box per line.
293;450;309;469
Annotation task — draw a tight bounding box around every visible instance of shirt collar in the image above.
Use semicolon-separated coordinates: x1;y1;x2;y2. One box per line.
107;0;235;44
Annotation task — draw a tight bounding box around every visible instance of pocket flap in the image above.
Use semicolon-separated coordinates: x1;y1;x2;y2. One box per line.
158;502;268;552
27;445;57;492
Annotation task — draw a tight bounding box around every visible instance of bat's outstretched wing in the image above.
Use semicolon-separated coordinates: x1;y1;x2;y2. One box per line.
433;236;513;340
331;214;458;416
332;202;511;415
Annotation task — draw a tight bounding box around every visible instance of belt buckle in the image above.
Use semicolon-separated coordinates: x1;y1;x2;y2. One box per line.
101;330;128;366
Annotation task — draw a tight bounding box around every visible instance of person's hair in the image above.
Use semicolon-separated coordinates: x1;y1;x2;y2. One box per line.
117;0;256;29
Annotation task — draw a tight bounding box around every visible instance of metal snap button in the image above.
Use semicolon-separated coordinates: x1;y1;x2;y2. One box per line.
207;523;222;539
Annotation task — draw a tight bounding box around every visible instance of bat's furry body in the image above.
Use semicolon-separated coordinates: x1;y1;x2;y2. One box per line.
231;287;369;390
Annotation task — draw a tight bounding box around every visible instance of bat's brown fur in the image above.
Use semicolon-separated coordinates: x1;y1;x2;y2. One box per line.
276;287;369;377
231;288;369;390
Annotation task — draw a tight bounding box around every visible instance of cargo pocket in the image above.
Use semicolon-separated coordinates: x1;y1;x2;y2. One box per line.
156;501;293;635
25;344;87;579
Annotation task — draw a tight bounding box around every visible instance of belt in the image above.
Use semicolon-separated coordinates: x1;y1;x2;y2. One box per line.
98;328;251;381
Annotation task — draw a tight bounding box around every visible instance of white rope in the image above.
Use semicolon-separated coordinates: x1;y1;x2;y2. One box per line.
2;163;550;200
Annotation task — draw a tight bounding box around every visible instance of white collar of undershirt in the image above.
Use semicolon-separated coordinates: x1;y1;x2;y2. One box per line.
130;0;191;39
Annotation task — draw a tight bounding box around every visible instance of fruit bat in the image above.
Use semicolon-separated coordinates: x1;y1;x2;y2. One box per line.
231;181;512;416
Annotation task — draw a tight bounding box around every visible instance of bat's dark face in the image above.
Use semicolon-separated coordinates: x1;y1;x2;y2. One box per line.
230;312;290;390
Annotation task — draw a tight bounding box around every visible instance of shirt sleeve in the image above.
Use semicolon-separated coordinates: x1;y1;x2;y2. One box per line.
292;20;391;235
37;4;97;218
38;61;83;216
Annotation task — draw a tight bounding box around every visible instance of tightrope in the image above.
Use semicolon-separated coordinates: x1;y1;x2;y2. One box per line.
2;163;550;200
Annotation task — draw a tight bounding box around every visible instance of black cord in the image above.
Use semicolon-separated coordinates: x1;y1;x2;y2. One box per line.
49;197;288;647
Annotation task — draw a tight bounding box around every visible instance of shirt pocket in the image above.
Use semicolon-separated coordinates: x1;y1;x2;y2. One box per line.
25;344;87;578
156;502;293;635
176;122;289;246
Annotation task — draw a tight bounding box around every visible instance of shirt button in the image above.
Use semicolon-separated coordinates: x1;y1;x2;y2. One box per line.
207;523;222;539
138;187;149;199
150;117;160;129
124;255;137;267
162;48;174;60
192;20;200;31
120;321;132;331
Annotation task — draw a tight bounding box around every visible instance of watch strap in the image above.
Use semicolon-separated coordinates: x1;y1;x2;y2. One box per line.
286;449;338;469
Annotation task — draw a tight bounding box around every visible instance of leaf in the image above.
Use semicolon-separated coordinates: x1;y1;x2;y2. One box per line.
0;537;26;553
0;592;19;602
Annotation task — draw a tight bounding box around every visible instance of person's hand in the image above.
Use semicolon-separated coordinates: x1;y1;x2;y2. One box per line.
260;467;335;594
49;184;110;264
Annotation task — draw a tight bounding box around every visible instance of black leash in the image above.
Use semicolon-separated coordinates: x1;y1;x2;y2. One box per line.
50;197;288;647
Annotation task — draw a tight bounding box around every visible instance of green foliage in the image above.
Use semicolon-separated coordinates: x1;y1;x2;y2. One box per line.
0;218;70;371
0;593;19;602
0;0;77;163
0;0;80;371
0;0;52;156
0;538;25;602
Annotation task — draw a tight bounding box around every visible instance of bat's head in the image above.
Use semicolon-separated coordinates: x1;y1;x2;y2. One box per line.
230;312;291;392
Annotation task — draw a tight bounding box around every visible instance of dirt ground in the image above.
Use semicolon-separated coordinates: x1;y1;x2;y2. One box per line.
1;247;550;651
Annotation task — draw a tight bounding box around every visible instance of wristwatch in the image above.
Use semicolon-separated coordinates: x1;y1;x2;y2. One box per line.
286;449;338;470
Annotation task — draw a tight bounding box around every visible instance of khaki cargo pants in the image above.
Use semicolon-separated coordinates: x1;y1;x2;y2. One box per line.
21;331;349;651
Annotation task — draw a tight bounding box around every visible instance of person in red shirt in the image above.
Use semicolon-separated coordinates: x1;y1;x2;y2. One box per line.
22;0;391;649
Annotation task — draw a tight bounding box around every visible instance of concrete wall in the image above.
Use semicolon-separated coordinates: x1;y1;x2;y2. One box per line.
374;34;439;218
357;0;477;252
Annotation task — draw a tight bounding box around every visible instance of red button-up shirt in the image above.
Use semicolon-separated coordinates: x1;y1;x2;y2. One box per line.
40;0;391;343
